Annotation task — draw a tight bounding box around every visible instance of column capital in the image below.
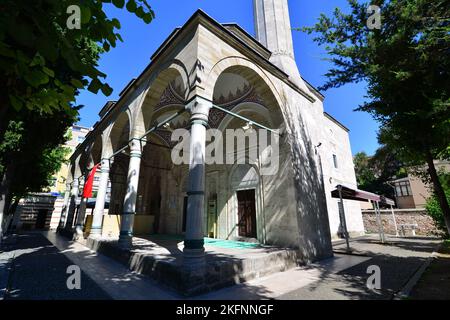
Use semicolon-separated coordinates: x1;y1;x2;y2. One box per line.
100;158;111;173
129;138;143;158
186;95;212;125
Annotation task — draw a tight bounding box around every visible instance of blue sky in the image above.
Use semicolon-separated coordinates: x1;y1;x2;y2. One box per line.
75;0;380;156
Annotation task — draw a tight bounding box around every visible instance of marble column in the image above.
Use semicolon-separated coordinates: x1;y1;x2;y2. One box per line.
75;175;88;237
65;178;80;231
58;182;72;229
89;158;110;238
118;138;143;247
183;96;211;268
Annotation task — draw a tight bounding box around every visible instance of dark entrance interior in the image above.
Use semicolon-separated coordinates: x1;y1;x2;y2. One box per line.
35;209;48;230
237;189;257;238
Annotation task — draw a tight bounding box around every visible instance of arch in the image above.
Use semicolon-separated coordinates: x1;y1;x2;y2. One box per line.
134;61;189;136
78;144;93;176
217;102;275;133
210;62;285;131
70;154;82;183
87;134;103;168
229;163;260;191
104;109;132;157
227;163;265;242
205;56;284;108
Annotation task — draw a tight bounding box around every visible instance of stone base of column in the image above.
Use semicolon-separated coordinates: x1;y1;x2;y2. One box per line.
73;225;84;241
118;233;133;248
183;248;206;272
88;227;102;239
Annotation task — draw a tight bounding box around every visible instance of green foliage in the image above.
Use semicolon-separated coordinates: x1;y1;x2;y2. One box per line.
0;0;155;202
426;173;450;238
354;146;404;198
303;0;449;163
0;0;155;116
1;108;76;198
304;0;450;226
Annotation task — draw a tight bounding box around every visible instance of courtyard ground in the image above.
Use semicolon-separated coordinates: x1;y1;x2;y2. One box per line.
409;239;450;300
0;231;443;300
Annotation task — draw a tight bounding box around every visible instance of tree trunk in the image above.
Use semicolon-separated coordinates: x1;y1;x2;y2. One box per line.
0;165;14;244
425;152;450;235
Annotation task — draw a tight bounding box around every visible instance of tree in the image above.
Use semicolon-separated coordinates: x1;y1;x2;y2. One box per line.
354;146;404;199
426;173;450;238
303;0;450;233
0;0;155;241
354;152;376;187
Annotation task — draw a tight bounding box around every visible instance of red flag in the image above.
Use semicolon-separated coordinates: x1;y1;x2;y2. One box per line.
82;164;100;199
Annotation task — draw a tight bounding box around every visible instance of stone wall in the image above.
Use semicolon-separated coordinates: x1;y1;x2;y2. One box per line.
362;209;442;237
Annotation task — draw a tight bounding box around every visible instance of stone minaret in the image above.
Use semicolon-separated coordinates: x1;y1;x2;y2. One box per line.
254;0;307;91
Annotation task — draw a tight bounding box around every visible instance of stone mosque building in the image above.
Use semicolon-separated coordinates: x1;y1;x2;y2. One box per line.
60;0;364;268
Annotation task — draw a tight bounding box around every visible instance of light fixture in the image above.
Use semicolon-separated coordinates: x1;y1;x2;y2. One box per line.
242;121;254;132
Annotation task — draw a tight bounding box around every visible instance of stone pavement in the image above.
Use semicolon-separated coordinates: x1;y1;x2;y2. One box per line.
45;231;178;300
1;232;110;300
1;232;442;300
0;237;15;300
279;235;441;300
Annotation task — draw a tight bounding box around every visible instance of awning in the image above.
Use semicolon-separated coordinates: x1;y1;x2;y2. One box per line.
331;185;395;205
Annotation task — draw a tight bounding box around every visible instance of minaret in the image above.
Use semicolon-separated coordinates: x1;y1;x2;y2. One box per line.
254;0;308;91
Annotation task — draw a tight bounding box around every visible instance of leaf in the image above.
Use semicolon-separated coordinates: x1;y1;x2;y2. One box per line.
111;18;121;29
126;0;137;13
143;12;154;24
136;6;145;19
112;0;125;8
24;70;49;87
70;79;84;89
0;43;15;58
81;6;92;24
9;95;23;111
37;36;59;62
103;41;110;51
101;83;113;96
87;78;102;94
42;66;54;78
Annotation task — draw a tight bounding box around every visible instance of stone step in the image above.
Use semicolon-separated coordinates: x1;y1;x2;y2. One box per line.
75;236;300;296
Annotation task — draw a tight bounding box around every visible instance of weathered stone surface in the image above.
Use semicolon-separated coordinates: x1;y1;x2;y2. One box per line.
362;209;443;237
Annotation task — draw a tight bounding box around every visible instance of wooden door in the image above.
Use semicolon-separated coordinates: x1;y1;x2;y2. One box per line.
237;189;257;238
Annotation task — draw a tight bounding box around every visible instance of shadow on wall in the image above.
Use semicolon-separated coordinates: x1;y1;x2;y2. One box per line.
281;91;333;263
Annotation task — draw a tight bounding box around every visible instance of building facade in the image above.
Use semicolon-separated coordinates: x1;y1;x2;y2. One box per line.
60;0;364;264
391;160;450;209
50;125;92;195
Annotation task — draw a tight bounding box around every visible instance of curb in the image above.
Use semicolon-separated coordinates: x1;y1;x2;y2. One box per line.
393;242;442;300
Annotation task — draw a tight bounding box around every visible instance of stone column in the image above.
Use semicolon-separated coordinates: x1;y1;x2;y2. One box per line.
118;138;143;247
90;158;110;238
75;175;88;238
58;182;72;229
183;96;211;268
65;178;80;231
